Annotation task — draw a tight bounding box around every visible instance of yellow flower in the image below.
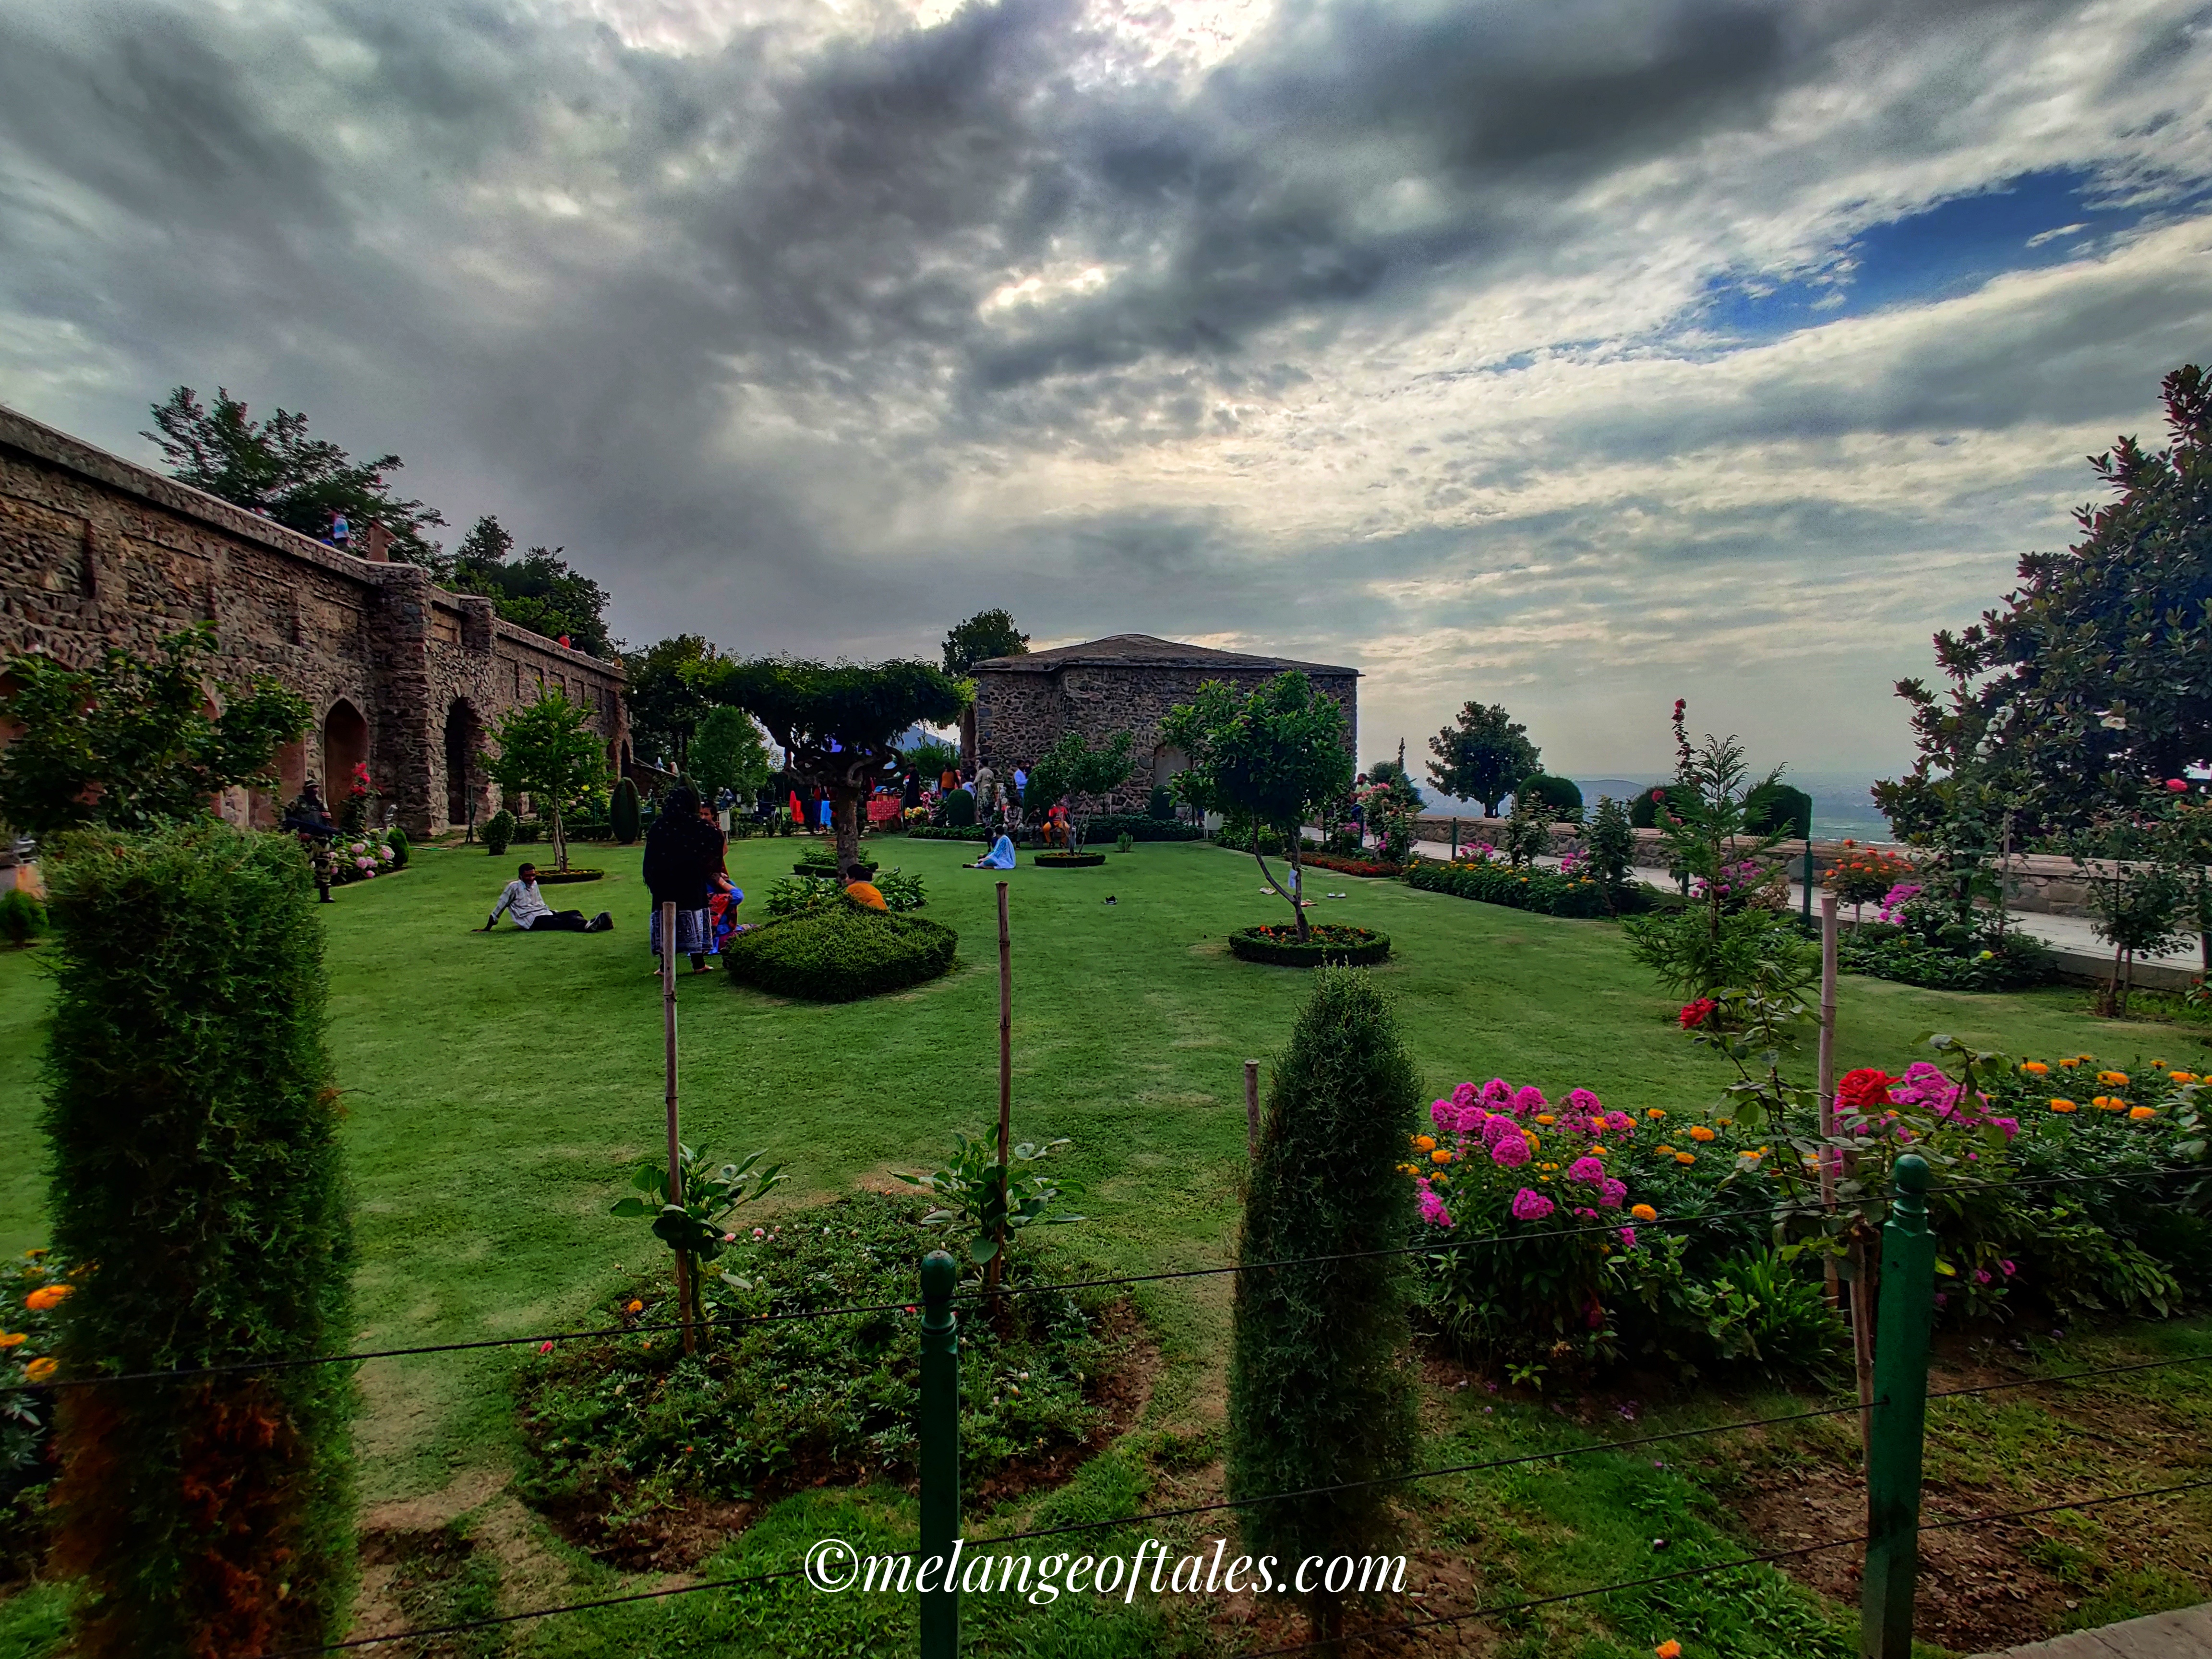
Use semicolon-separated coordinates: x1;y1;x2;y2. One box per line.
2020;1061;2050;1076
2057;1057;2080;1068
1717;1118;1734;1128
2049;1098;2078;1113
24;1357;56;1382
24;1285;72;1312
2130;1106;2157;1120
2153;1059;2168;1068
1688;1125;1716;1143
1740;1149;1763;1162
1590;1145;1609;1157
2098;1070;2129;1085
1647;1108;1667;1119
1431;1149;1452;1165
1630;1203;1658;1222
0;1332;24;1348
1654;1144;1677;1157
1524;1132;1541;1152
1675;1152;1697;1166
1413;1135;1436;1152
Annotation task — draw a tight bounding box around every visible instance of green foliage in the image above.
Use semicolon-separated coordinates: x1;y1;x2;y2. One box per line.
1622;906;1816;999
1083;813;1202;842
0;625;312;838
0;889;46;947
940;608;1028;676
941;787;976;827
1227;924;1391;966
1883;364;2212;841
1114;830;1134;853
1630;784;1695;830
609;1144;783;1333
620;635;721;771
481;809;516;855
1500;793;1552;865
1163;671;1350;943
691;707;774;802
1835;923;2055;991
516;1193;1116;1547
40;820;353;1657
1426;702;1539;815
445;517;613;657
1230;969;1419;1629
483;693;609;873
2;1249;65;1570
610;778;640;845
1406;856;1639;919
1146;784;1177;820
383;827;409;869
143;385;446;565
1743;781;1813;840
894;1132;1084;1270
1023;728;1136;847
903;737;962;784
763;872;925;916
1609;1244;1847;1380
1518;773;1584;819
1585;795;1637;898
721;905;957;1001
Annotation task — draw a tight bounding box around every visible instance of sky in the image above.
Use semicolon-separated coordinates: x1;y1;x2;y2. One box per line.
1;0;2209;781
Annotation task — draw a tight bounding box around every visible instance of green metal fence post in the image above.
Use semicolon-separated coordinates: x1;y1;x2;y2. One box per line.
1860;1152;1935;1659
919;1249;961;1659
1450;817;1459;860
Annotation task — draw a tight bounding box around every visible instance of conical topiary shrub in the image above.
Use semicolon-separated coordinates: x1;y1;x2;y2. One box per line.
611;777;641;845
1229;966;1419;1644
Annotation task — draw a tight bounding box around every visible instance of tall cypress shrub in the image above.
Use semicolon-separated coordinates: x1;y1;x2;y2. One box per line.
1229;967;1419;1642
611;776;641;844
42;821;354;1658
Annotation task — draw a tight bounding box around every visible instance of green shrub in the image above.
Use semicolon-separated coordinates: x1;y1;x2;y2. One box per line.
1147;785;1177;820
41;821;354;1657
764;871;926;916
2;1249;66;1571
1227;924;1391;966
941;788;976;827
906;825;989;842
1405;856;1643;919
723;905;957;1001
1231;969;1418;1639
1621;905;1816;999
1214;824;1285;854
514;819;544;844
1835;923;2055;991
1115;831;1134;853
1518;774;1584;818
1629;785;1693;830
610;778;640;844
1080;813;1203;842
483;809;516;854
1743;781;1813;840
383;827;409;869
0;887;47;947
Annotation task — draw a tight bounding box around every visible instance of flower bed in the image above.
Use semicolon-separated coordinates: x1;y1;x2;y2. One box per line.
1227;923;1391;966
515;1191;1138;1568
721;905;957;1000
1298;851;1405;878
1032;851;1106;868
1404;856;1647;918
328;826;407;885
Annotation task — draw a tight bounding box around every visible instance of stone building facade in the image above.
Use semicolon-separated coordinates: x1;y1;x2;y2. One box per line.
966;634;1358;811
0;405;625;845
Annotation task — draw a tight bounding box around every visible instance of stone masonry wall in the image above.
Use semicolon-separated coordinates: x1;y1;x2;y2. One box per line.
0;406;624;842
974;661;1358;813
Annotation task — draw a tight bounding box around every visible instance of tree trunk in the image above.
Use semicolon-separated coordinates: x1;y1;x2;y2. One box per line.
831;791;862;876
1289;837;1309;944
551;802;569;873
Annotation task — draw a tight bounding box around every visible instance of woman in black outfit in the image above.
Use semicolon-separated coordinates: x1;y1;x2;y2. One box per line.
642;784;724;973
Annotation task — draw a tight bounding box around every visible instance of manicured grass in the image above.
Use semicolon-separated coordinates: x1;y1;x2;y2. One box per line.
0;835;2200;1655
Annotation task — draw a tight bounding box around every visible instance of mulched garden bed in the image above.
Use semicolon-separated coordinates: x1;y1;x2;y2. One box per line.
1228;923;1392;966
1297;852;1406;878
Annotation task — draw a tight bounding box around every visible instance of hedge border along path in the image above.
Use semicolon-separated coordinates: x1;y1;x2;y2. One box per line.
721;903;958;1001
1227;923;1392;967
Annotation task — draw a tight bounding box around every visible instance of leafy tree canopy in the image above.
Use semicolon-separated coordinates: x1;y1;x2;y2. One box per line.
942;609;1028;677
144;386;446;565
1426;702;1539;816
0;625;312;838
690;706;775;801
1025;729;1136;844
1881;363;2212;843
620;635;723;771
447;515;614;658
484;692;609;872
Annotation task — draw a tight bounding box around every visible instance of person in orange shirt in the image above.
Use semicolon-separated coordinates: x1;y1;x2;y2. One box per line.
844;863;889;910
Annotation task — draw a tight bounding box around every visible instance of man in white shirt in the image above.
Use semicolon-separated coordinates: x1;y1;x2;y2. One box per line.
481;864;612;933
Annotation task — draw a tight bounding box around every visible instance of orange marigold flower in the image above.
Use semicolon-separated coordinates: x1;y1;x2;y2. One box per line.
1631;1204;1658;1222
1657;1641;1683;1659
1535;1114;1556;1126
1675;1152;1697;1165
24;1285;72;1311
0;1332;24;1349
626;1299;645;1314
2020;1061;2049;1076
2130;1106;2156;1121
2098;1070;2128;1085
24;1357;57;1382
2057;1058;2080;1068
1413;1135;1436;1152
2049;1099;2077;1113
1647;1107;1667;1118
1654;1144;1677;1157
2172;1071;2198;1083
1431;1149;1453;1164
1688;1125;1716;1142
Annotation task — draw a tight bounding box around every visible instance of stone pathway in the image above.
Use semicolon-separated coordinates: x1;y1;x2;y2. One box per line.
1973;1602;2212;1656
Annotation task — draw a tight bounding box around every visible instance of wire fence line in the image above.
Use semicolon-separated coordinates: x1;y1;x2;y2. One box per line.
17;1162;2192;1396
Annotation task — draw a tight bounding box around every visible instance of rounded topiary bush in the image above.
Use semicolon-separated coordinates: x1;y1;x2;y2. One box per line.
384;827;409;869
723;904;958;1001
1517;774;1583;817
1628;786;1691;830
483;809;516;854
1743;781;1814;840
1228;924;1391;967
941;788;976;828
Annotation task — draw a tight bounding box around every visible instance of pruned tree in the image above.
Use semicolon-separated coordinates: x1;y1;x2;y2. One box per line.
1023;729;1135;850
690;706;775;803
620;635;721;771
1427;702;1539;816
0;625;311;838
941;609;1028;677
704;659;971;874
484;692;609;873
1161;672;1352;944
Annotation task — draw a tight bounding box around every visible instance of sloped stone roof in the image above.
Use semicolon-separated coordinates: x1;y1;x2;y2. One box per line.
972;633;1356;676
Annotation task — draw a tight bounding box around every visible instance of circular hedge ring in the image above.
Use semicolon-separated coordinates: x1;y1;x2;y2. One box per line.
535;868;605;884
723;905;957;1001
1031;852;1106;868
1227;923;1391;967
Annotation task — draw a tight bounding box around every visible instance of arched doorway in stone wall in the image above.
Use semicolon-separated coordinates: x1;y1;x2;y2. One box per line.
322;699;368;799
444;700;484;830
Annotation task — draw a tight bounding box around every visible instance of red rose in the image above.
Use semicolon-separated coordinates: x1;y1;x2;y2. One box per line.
1678;998;1718;1030
1837;1068;1897;1110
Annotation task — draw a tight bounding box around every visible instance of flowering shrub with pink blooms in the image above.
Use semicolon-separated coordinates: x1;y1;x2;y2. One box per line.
326;825;407;887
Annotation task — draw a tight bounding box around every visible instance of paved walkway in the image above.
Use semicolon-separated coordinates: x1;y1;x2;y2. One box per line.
1973;1602;2212;1656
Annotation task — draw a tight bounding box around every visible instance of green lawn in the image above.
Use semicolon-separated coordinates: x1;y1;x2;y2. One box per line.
0;836;2203;1656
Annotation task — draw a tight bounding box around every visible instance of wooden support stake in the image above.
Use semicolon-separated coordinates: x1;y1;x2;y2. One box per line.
1244;1060;1261;1162
661;900;694;1355
989;881;1012;1304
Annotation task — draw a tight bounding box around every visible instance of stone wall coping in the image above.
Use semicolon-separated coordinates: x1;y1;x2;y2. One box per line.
422;588;622;680
974;634;1358;677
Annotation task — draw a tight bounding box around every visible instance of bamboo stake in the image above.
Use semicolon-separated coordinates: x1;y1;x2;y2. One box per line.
661;900;694;1354
1244;1060;1261;1162
988;881;1012;1305
1818;893;1839;1310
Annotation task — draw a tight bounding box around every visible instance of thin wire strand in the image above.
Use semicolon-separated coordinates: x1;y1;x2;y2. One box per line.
1925;1349;2212;1401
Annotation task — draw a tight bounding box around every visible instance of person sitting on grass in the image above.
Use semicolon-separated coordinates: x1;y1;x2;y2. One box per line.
971;834;1016;870
481;864;611;933
844;863;888;911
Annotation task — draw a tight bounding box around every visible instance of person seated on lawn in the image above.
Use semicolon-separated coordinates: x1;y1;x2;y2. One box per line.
481;864;611;933
844;863;889;910
971;834;1016;870
1040;802;1070;848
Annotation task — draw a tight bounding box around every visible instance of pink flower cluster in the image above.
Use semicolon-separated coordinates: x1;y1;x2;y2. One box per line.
1415;1076;1646;1239
1877;882;1923;924
1888;1060;2019;1140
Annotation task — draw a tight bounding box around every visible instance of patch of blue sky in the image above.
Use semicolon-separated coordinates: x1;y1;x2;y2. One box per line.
1680;166;2209;349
